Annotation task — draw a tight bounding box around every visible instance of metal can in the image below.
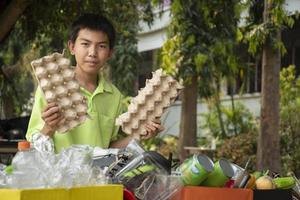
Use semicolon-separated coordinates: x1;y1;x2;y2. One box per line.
178;154;214;186
202;158;235;187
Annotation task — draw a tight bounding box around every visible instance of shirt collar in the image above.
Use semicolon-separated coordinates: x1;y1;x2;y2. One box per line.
79;74;113;97
94;75;113;94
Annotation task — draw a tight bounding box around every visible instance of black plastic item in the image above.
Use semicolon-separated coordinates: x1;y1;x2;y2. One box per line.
144;151;172;174
106;153;134;178
92;154;117;169
253;189;293;200
0;116;30;140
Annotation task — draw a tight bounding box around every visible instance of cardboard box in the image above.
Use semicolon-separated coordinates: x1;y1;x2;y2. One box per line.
171;186;253;200
71;185;123;200
0;184;123;200
171;186;293;200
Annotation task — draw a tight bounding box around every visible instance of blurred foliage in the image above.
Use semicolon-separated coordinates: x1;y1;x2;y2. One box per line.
200;101;258;139
215;66;300;174
216;131;257;172
159;1;246;151
160;0;243;94
0;27;36;117
279;65;300;176
241;0;299;55
142;135;178;159
0;0;162;117
247;0;264;25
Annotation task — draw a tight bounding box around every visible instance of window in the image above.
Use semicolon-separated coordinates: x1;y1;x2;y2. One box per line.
138;49;158;89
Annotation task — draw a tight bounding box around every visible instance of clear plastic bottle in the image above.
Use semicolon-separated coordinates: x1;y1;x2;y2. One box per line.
0;164;6;188
12;141;35;169
6;140;46;188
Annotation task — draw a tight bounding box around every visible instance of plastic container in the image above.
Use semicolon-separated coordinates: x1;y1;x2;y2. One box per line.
0;169;6;188
125;139;145;157
116;152;177;200
137;174;183;200
6;141;47;189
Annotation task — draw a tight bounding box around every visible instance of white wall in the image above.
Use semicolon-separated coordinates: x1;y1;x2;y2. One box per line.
285;0;300;14
137;7;171;52
160;94;261;137
137;0;300;52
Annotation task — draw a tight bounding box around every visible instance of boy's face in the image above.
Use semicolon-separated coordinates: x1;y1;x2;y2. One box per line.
68;28;112;76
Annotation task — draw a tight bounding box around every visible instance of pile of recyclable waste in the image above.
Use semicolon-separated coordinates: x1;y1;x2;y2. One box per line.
0;139;183;200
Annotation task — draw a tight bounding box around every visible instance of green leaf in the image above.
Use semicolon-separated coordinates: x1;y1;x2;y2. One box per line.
194;53;208;73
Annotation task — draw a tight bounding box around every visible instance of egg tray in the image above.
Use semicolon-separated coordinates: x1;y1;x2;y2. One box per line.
31;52;88;133
115;69;183;139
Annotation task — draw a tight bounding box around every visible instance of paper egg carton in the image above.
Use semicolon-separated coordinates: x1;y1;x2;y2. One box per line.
31;52;88;133
115;69;183;139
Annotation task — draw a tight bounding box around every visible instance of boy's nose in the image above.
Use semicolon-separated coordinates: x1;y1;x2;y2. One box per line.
88;47;97;57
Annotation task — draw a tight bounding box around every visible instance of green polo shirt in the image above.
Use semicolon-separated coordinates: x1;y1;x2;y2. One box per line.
26;76;123;152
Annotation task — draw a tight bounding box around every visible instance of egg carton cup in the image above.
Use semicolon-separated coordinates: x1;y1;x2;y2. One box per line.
31;52;89;133
115;69;183;139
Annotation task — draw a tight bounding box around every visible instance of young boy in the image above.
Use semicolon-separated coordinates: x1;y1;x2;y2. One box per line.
26;13;164;152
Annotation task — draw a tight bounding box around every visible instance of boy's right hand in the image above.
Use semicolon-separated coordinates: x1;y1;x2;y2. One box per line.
41;102;64;137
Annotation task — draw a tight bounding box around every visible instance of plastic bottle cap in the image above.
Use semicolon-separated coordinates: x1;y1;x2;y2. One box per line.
18;141;31;151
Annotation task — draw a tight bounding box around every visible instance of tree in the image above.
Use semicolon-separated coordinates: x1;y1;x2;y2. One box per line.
161;0;242;160
244;0;296;172
257;0;281;172
0;0;29;43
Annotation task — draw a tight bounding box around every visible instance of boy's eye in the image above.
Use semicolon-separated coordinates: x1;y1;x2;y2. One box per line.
98;44;107;49
81;43;89;46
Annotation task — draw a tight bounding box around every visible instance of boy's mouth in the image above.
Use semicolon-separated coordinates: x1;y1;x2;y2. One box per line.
85;61;99;65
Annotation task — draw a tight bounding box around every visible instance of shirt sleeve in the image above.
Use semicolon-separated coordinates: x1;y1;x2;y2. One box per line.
26;86;47;142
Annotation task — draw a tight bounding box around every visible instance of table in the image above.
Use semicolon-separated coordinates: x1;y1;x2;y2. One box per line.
0;140;18;165
171;186;293;200
184;146;216;158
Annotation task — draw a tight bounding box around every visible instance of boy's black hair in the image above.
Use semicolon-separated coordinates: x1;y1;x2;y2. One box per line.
69;13;116;49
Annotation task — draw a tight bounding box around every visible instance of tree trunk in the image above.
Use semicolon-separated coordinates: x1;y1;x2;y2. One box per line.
230;88;238;136
0;0;29;42
178;75;198;161
257;0;281;173
215;77;226;138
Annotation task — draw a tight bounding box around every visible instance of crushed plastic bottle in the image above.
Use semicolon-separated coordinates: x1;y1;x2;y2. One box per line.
31;133;55;153
6;141;49;189
4;143;110;189
0;164;6;188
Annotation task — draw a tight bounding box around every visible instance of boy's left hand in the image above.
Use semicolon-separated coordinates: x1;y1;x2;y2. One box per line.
141;119;164;140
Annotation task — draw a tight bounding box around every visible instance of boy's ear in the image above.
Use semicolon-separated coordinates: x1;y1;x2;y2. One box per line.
68;40;75;55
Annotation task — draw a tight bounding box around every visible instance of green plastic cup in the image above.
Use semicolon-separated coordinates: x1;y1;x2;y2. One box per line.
179;154;214;186
201;158;234;187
